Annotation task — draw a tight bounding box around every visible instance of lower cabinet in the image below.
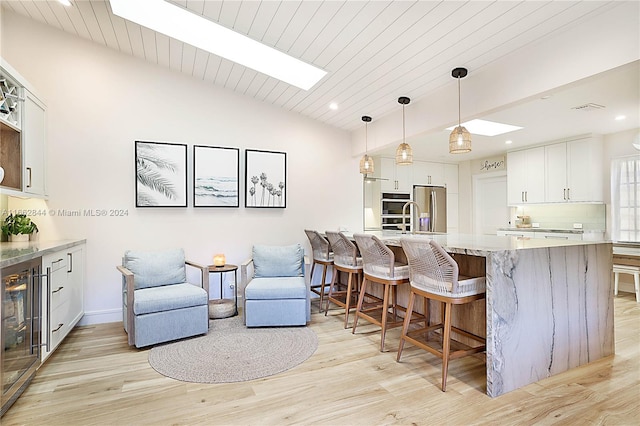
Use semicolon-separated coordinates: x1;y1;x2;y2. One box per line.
497;230;583;240
41;243;85;362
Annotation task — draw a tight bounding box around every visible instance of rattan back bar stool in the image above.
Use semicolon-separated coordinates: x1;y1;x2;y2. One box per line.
324;231;363;328
398;237;486;392
304;229;334;313
352;233;423;352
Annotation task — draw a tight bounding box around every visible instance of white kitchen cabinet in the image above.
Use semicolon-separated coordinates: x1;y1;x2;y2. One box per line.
444;164;459;193
23;90;46;197
545;137;603;203
380;157;413;193
446;192;459;233
41;243;85;362
413;161;444;186
535;231;582;241
507;147;545;205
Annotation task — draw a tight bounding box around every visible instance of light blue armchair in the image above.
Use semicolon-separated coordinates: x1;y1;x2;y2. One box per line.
117;248;209;348
242;244;310;327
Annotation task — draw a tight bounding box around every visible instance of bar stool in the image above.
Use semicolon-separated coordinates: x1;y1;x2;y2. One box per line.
304;229;334;313
398;237;486;392
324;231;363;328
613;264;640;302
352;233;421;352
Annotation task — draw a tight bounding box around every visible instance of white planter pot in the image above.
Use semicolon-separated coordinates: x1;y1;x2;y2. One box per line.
8;234;30;243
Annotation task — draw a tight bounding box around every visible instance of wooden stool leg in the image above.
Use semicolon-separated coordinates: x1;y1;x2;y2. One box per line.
352;277;368;334
343;271;354;328
634;272;640;302
319;264;328;313
380;283;391;352
441;301;453;392
325;265;338;315
614;271;619;296
397;291;416;362
310;260;316;284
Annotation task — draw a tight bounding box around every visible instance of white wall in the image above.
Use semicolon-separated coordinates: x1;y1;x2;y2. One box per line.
2;11;362;324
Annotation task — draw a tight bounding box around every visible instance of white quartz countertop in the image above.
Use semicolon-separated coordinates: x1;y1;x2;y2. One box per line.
353;231;610;256
1;239;86;268
497;227;604;234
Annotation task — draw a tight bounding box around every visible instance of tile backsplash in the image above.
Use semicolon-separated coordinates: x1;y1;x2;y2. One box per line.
510;204;606;230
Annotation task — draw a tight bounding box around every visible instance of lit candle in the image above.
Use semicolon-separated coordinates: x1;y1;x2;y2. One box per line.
213;254;226;267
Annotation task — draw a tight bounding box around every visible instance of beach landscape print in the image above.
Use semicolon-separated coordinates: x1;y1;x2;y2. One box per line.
135;141;187;207
245;149;286;208
194;145;239;207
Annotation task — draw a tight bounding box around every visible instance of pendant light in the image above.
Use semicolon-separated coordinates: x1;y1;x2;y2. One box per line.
359;115;375;175
395;96;413;165
449;67;472;154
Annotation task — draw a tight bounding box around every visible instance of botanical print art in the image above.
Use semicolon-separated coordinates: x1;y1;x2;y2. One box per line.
194;145;239;207
245;150;286;208
135;141;187;207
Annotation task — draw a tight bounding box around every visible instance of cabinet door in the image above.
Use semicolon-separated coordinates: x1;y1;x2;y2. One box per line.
23;90;46;197
444;164;458;193
567;138;603;202
507;150;527;205
395;162;413;192
446;192;458;233
41;251;68;361
66;245;85;329
525;146;545;203
544;143;568;202
534;232;582;241
380;157;397;192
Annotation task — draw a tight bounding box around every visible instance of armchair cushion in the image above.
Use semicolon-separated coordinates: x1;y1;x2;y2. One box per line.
124;249;186;289
134;283;209;315
244;277;307;300
253;244;304;278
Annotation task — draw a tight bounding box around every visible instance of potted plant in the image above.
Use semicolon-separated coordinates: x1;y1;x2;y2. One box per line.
1;214;39;242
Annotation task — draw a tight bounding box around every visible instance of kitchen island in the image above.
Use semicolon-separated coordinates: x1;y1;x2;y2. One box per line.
355;232;613;397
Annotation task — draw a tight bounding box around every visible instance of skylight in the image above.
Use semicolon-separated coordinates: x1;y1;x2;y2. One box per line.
446;119;523;136
109;0;327;91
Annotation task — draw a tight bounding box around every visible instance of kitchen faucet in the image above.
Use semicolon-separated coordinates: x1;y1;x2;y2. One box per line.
401;201;421;234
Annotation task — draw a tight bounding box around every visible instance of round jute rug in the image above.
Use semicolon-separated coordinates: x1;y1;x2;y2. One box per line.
148;316;318;383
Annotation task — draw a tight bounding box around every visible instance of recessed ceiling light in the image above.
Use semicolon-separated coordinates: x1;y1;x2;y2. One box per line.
58;0;72;5
329;103;338;110
615;115;626;121
109;0;326;90
505;140;513;144
446;119;522;137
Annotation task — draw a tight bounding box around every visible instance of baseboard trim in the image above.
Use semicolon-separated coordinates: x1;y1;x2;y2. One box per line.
78;308;122;326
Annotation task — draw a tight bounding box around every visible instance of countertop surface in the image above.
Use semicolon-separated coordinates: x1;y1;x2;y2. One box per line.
356;231;610;255
497;227;604;234
1;239;86;268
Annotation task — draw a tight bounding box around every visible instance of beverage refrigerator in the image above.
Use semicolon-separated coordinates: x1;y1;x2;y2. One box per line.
1;257;42;417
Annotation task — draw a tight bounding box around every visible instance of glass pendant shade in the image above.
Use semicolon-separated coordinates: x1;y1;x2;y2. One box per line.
449;125;472;153
360;115;374;175
449;67;471;154
359;154;374;174
395;96;412;165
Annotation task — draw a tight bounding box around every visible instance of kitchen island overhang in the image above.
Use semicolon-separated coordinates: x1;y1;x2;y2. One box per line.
360;232;614;397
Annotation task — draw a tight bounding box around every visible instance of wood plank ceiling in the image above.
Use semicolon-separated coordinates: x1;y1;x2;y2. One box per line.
3;0;619;131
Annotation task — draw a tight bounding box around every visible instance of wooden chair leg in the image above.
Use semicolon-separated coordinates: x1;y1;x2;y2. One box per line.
309;260;316;284
352;277;368;334
325;265;338;316
319;264;328;313
441;301;453;392
380;283;391;352
397;291;416;362
343;271;354;328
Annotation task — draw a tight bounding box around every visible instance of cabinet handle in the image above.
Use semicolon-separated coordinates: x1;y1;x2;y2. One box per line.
563;188;566;200
52;323;64;333
52;286;64;294
67;253;73;273
567;188;570;200
26;167;32;188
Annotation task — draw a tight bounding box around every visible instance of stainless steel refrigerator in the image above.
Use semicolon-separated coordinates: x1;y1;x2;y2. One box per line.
412;185;447;233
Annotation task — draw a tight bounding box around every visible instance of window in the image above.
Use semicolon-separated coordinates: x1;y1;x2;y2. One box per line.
612;156;640;242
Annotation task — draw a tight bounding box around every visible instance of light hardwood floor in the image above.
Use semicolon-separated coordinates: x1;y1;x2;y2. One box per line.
3;294;639;425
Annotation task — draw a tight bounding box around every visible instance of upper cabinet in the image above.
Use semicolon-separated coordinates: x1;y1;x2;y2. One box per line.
508;135;604;206
544;136;603;203
0;59;47;198
413;161;444;186
507;147;545;205
380;157;413;193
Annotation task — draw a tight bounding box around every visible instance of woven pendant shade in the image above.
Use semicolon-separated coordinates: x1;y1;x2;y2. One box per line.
395;96;412;165
449;126;472;154
359;115;374;175
449;67;471;154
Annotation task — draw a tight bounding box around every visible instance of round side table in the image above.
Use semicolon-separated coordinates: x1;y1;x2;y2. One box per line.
207;264;238;319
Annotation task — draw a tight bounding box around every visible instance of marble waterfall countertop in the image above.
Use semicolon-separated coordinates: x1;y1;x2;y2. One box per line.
0;239;86;268
496;227;605;234
351;230;613;397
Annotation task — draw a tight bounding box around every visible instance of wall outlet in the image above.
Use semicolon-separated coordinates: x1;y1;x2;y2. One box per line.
573;223;583;229
532;222;540;228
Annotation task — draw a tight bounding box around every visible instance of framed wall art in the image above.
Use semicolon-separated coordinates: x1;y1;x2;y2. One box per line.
193;145;240;207
245;149;286;208
135;141;187;207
